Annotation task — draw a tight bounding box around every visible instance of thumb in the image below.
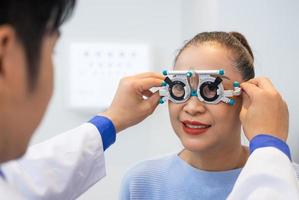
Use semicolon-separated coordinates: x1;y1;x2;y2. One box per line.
147;92;161;112
240;93;249;122
241;89;251;109
240;88;251;123
139;78;163;91
240;82;260;99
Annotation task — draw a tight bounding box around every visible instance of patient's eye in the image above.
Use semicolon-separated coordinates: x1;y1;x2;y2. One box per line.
172;83;185;98
202;82;218;99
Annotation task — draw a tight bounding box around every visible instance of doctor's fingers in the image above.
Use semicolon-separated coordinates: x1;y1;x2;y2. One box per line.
132;72;164;80
247;77;276;91
142;90;154;98
240;87;251;121
242;77;280;99
240;82;261;99
251;77;285;102
241;79;282;102
241;89;251;106
243;78;287;108
134;77;163;91
119;76;162;93
142;92;161;115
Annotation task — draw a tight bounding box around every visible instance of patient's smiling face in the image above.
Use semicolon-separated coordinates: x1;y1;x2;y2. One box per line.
168;43;244;153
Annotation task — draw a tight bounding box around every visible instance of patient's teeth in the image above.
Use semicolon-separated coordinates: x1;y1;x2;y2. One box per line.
186;124;208;129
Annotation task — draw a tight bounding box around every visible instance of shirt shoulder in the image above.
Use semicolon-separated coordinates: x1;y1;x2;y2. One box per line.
292;162;299;180
123;154;176;182
119;154;178;200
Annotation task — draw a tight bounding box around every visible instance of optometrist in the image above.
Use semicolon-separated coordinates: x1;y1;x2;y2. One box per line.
0;0;298;200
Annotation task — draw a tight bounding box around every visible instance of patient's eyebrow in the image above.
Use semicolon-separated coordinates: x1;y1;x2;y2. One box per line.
212;75;230;80
211;75;234;88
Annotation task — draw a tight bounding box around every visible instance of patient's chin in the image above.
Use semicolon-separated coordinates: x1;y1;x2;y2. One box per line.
181;139;212;153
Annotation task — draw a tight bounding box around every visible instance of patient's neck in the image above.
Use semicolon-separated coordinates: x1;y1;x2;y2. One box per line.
179;138;248;171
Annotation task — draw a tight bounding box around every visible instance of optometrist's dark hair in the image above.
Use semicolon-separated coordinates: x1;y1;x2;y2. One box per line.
0;0;76;89
175;31;255;81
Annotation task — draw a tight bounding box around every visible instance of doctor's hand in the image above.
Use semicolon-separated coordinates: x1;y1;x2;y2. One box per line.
240;77;289;141
100;72;164;133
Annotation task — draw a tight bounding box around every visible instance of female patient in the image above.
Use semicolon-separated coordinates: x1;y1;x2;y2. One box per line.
119;31;299;200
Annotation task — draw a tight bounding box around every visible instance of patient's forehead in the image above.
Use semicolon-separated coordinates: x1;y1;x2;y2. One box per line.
174;45;243;86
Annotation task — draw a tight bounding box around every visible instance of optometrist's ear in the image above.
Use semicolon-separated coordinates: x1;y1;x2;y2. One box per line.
0;25;18;76
0;25;21;91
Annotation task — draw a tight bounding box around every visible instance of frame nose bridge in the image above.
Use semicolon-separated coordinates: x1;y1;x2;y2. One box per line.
188;74;200;91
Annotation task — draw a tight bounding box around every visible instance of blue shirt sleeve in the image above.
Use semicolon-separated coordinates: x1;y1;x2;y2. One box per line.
89;116;116;151
0;169;5;179
249;134;291;161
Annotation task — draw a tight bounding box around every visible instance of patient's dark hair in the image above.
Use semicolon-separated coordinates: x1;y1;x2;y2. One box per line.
175;31;255;81
0;0;76;89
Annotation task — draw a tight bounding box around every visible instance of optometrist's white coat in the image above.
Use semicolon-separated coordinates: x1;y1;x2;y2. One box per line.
0;123;105;200
0;123;298;199
228;147;299;200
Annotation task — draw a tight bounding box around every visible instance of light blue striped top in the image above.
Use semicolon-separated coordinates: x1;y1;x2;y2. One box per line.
120;154;299;200
120;154;242;200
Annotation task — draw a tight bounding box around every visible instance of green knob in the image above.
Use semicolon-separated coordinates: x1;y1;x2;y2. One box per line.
219;69;225;75
159;99;165;104
191;90;197;97
233;81;240;87
229;99;235;106
187;71;193;77
161;81;167;86
162;70;168;76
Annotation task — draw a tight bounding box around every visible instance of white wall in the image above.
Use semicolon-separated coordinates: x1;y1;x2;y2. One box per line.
31;0;299;199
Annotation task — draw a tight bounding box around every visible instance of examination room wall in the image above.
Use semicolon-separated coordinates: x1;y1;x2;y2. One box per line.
30;0;299;199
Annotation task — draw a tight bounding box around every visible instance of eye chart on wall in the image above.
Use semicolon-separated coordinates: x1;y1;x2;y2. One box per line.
68;43;151;112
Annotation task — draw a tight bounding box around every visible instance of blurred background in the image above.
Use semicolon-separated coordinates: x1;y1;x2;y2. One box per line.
31;0;299;199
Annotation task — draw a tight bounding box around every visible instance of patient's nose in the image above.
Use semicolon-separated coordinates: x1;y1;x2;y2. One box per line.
183;96;207;115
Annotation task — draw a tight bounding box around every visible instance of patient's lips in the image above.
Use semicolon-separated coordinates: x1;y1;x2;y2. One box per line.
182;120;211;135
